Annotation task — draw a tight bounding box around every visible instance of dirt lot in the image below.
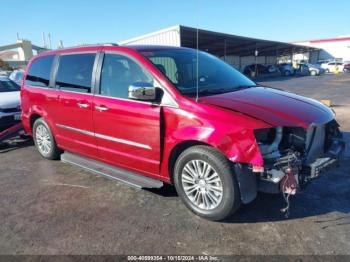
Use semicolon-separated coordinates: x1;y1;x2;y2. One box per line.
0;73;349;255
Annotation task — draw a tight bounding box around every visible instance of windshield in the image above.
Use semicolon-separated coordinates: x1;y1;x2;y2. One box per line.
0;80;20;92
141;48;256;97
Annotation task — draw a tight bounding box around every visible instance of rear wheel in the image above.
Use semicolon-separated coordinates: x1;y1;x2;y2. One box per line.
310;70;317;76
33;118;62;160
174;145;241;221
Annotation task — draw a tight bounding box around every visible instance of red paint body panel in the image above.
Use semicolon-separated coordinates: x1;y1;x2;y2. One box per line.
92;96;161;178
54;92;97;157
20;45;335;184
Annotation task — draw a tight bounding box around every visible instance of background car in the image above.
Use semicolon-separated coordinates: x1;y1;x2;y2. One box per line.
343;61;350;72
0;76;21;131
9;69;25;85
243;64;268;76
299;63;325;76
278;63;295;76
321;61;344;73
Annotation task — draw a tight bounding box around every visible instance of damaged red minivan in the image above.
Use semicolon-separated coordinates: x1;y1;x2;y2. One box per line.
21;45;345;221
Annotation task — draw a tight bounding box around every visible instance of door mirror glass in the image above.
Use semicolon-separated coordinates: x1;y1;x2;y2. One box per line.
128;83;163;102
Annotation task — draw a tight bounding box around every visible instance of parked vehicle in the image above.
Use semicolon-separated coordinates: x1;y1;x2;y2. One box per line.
299;63;325;76
243;64;268;77
9;69;25;85
0;77;21;131
278;63;295;76
21;45;344;221
343;62;350;72
321;61;344;73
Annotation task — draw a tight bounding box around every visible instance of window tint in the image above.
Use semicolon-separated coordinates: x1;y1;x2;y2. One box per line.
25;55;54;87
148;56;178;84
56;53;95;93
142;49;256;97
100;53;153;99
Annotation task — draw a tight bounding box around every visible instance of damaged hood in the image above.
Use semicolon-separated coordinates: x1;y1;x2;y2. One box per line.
200;86;334;128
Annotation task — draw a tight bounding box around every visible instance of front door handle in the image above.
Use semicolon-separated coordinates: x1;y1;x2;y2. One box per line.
77;102;90;108
95;105;109;112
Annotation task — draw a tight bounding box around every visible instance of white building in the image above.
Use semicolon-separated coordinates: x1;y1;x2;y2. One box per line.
293;36;350;62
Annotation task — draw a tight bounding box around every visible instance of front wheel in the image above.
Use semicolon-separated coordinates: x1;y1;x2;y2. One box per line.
33;118;62;160
310;70;317;76
174;145;241;221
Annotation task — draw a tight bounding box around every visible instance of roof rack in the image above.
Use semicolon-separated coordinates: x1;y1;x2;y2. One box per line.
52;43;119;51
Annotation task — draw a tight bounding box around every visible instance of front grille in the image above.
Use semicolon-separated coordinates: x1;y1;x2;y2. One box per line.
305;124;326;164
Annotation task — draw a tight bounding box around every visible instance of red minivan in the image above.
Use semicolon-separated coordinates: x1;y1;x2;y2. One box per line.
21;44;344;220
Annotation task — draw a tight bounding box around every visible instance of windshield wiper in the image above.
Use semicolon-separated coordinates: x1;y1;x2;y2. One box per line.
232;85;257;91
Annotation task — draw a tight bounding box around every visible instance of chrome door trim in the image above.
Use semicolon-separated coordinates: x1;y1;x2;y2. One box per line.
94;133;151;150
56;124;152;150
56;124;95;137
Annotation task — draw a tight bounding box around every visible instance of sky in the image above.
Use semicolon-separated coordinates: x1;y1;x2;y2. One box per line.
1;0;350;48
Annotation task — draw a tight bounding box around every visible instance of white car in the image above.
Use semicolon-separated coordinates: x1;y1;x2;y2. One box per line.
321;62;344;73
9;69;25;86
0;76;21;131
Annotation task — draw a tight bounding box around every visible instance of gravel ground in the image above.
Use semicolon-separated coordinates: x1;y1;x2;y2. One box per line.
0;73;349;255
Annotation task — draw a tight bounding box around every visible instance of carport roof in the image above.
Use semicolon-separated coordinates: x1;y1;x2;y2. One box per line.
179;25;319;57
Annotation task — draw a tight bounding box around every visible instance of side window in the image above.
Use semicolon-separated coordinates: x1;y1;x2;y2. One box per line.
100;53;153;99
56;53;95;93
25;55;54;87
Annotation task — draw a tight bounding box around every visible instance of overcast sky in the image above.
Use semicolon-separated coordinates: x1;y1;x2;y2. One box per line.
1;0;350;48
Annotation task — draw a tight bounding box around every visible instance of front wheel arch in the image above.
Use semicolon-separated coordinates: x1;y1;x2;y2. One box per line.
168;140;210;183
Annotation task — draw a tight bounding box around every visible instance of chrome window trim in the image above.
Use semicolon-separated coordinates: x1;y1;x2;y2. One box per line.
25;85;53;90
57;89;93;96
56;124;152;150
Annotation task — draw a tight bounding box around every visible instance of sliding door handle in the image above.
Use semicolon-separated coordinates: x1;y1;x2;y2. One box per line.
95;105;109;112
77;103;90;108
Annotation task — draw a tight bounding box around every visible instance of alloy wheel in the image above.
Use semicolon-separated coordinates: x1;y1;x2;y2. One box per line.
35;124;52;155
181;160;223;210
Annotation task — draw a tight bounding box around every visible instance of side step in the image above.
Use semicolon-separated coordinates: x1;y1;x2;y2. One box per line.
61;152;164;189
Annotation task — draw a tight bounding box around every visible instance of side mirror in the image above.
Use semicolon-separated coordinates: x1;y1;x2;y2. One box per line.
128;83;163;102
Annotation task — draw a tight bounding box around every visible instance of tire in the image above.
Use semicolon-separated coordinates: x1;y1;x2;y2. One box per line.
325;69;330;73
310;70;317;76
284;70;291;76
173;145;241;221
33;118;62;160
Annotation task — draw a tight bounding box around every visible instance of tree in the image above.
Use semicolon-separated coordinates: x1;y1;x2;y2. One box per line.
0;59;13;71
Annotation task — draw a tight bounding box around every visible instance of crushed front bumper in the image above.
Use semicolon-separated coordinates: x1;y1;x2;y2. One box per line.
258;137;345;194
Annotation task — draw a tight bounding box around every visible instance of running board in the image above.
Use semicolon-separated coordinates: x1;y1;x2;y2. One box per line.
61;152;163;189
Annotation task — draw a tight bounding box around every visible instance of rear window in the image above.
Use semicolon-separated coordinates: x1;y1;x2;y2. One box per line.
55;53;96;93
25;55;55;87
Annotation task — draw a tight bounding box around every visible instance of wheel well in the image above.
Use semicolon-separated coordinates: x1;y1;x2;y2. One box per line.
30;114;41;131
168;140;209;183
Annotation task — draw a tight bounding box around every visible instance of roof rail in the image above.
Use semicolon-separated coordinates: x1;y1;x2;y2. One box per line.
53;43;119;51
